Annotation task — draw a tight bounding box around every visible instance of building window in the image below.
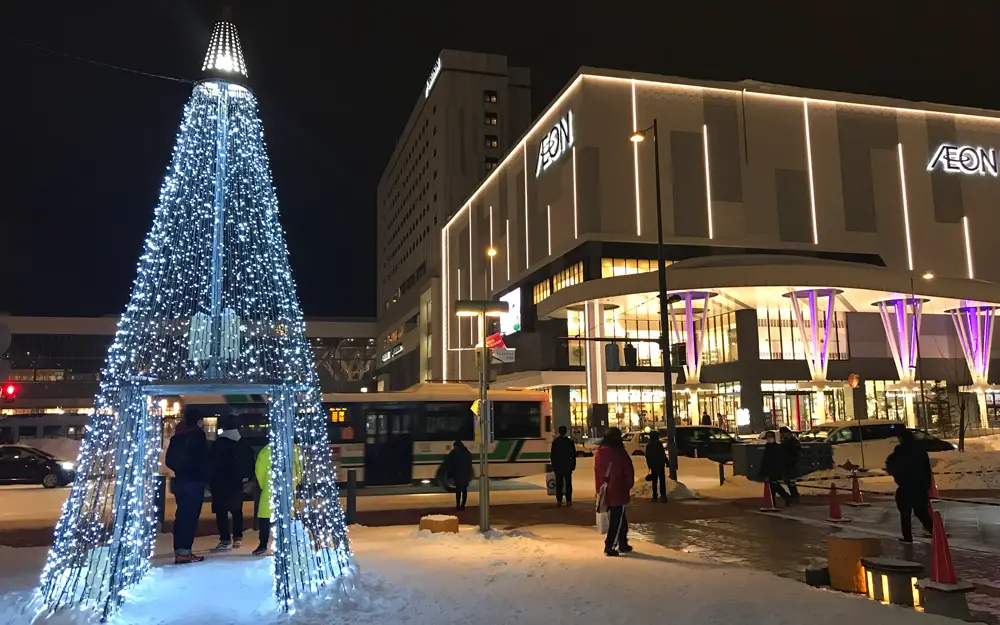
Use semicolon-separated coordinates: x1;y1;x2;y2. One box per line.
485;113;498;126
552;262;583;293
601;258;669;278
762;380;847;430
485;157;499;172
756;309;849;361
533;279;551;304
484;90;498;103
668;311;738;366
485;134;499;149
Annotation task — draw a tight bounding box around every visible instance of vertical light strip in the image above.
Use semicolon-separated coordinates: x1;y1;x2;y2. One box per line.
524;144;530;270
963;215;975;279
547;205;552;256
489;205;494;290
572;146;579;239
441;228;448;382
505;219;511;280
803;99;819;244
897;143;914;271
631;79;642;236
702;124;714;239
456;268;462;381
468;211;474;345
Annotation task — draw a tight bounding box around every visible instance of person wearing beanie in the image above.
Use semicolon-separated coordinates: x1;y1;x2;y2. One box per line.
209;413;254;552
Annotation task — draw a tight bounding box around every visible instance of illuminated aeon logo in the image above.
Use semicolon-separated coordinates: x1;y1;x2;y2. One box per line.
424;57;442;98
927;144;999;177
535;111;574;177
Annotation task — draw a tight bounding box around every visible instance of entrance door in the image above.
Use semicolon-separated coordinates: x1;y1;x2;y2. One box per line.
363;409;414;486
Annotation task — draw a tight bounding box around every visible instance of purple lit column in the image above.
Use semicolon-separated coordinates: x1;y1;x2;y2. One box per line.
667;291;715;420
949;303;998;429
786;289;840;423
874;297;924;428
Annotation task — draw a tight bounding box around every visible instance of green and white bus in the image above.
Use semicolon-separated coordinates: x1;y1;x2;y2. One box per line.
323;384;553;487
175;384;552;488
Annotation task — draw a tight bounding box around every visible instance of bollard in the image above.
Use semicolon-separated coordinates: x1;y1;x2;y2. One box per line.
346;469;357;525
718;461;726;486
155;474;167;531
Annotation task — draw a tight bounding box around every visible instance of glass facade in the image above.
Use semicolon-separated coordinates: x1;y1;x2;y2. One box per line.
601;258;672;278
552;262;584;293
761;380;846;430
533;279;551;304
757;308;849;361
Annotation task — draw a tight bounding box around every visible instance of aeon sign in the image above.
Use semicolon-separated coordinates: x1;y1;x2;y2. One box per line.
535;111;574;177
927;144;999;177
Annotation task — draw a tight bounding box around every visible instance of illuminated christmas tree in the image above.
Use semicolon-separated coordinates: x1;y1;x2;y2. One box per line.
35;15;353;620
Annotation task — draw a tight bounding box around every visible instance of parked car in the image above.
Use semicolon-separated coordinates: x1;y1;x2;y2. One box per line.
756;427;800;440
0;445;76;488
799;420;955;470
669;426;740;463
574;438;597;457
621;432;651;456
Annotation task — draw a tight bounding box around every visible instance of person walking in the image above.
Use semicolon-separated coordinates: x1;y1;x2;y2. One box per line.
165;408;210;564
779;427;801;500
759;431;792;507
253;443;302;556
885;428;934;543
644;430;668;502
595;427;635;556
445;440;473;510
549;426;576;507
209;414;254;551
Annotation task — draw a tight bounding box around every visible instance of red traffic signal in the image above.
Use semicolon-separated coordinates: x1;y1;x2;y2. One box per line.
1;383;18;403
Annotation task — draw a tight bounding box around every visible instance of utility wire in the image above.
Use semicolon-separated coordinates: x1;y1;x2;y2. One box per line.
1;36;195;84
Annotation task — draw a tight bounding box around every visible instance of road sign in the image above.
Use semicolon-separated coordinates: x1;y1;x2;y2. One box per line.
485;333;505;349
491;348;516;364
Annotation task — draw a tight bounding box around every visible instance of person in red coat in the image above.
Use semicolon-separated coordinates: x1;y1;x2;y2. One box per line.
595;427;635;556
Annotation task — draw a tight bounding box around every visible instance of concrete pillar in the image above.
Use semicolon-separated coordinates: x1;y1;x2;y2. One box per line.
584;300;608;432
550;385;571;433
735;309;766;432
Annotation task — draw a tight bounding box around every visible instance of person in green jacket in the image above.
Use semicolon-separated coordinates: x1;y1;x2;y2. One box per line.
253;443;302;556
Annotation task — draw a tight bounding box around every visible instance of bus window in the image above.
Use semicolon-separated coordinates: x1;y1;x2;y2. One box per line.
422;402;474;441
493;401;542;439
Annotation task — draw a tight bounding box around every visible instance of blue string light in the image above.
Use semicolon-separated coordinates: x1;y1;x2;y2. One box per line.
34;19;354;620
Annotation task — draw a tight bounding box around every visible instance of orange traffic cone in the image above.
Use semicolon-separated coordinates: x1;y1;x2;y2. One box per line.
827;484;850;522
930;511;957;584
760;481;778;512
846;474;869;507
930;473;940;498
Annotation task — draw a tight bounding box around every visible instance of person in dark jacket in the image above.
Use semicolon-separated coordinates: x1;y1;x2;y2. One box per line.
885;428;934;543
779;427;801;500
446;440;473;510
209;414;254;552
165;408;210;564
550;426;577;507
595;428;635;556
758;431;792;507
644;430;668;502
700;411;712;426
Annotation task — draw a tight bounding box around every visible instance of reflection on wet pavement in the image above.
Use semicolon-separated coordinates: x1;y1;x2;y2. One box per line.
631;507;1000;623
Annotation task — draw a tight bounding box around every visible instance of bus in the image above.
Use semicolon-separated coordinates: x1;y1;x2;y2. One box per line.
176;384;552;489
323;384;552;487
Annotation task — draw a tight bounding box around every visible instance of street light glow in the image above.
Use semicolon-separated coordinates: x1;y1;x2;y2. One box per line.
922;271;935;280
630;131;645;143
486;247;498;258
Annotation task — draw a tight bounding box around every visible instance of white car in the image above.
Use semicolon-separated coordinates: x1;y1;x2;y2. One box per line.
799;420;955;471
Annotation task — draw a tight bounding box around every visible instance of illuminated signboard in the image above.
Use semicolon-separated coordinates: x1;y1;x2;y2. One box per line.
424;57;442;98
499;289;521;335
927;144;998;177
535;111;574;177
380;344;404;364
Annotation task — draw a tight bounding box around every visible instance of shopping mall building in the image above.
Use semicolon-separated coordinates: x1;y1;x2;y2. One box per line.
438;67;1000;437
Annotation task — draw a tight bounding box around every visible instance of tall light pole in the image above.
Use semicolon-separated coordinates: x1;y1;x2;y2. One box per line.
455;293;507;533
912;270;935;430
631;120;679;481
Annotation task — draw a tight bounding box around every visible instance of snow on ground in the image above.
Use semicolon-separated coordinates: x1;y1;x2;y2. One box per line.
0;524;960;625
955;433;1000;452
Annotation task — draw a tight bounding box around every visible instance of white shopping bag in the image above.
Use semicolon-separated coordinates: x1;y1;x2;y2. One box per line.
596;510;610;534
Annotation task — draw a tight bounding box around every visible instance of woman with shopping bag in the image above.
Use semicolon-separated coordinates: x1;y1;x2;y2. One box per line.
594;427;634;556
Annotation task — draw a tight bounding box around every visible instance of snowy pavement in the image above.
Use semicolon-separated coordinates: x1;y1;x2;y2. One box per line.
0;524;963;625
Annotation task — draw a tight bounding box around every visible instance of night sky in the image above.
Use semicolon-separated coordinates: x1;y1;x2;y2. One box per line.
3;1;999;319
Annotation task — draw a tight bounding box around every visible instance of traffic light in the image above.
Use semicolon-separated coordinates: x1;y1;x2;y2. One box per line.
0;383;18;403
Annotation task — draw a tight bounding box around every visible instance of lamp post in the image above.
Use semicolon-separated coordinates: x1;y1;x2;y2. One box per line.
912;270;935;430
631;120;679;481
455;295;508;533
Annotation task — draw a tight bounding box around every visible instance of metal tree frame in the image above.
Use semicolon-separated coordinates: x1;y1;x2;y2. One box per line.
34;19;353;621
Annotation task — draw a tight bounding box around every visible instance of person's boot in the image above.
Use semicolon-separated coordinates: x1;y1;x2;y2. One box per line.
211;540;232;552
233;538;243;549
604;548;619;557
252;544;268;556
174;552;205;564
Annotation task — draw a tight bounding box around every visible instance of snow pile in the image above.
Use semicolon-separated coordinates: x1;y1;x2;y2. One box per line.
25;438;80;461
631;477;698;500
958;433;1000;452
929;451;1000;490
0;524;963;625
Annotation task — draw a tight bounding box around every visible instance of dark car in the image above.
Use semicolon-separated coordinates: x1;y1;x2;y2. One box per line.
664;426;739;462
910;428;956;452
0;445;76;488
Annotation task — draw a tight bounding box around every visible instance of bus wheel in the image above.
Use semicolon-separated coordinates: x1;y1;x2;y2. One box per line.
435;463;457;493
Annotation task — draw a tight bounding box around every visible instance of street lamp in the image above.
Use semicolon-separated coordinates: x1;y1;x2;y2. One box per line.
631;120;679;481
454;297;509;533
